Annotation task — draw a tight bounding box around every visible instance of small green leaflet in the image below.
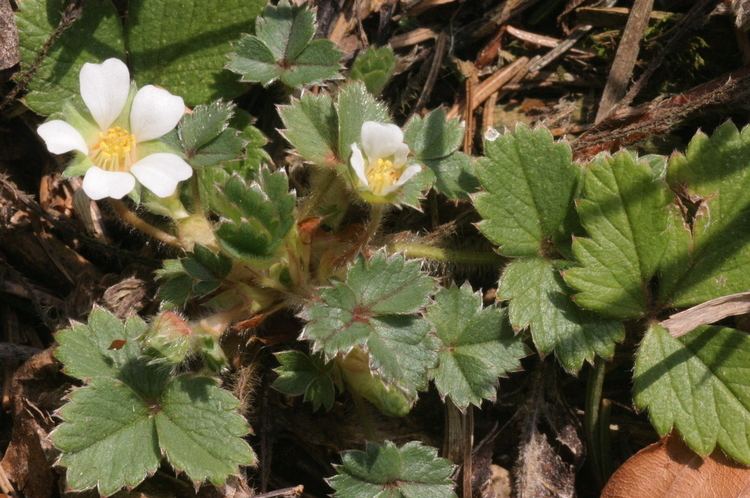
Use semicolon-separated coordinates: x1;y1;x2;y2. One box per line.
661;122;750;307
634;324;750;465
176;100;245;168
300;251;437;398
55;307;147;381
127;0;265;105
16;0;125;116
279;93;339;166
213;168;296;265
329;440;457;498
499;258;624;373
335;82;390;162
350;45;396;95
272;350;339;411
52;311;255;494
425;284;527;410
473;124;579;257
226;0;342;88
156;246;232;308
563;151;671;319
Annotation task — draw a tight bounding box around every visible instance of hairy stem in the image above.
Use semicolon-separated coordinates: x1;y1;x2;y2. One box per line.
389;241;503;266
585;357;609;489
109;200;183;249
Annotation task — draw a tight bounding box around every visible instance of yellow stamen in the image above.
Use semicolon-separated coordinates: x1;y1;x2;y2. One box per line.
366;158;401;196
90;126;136;172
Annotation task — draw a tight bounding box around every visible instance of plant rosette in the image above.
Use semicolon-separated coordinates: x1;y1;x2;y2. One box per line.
349;121;422;204
37;58;193;201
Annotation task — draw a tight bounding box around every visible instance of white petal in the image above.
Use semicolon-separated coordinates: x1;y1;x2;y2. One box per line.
350;143;369;187
130;153;193;198
82;166;136;200
393;143;409;166
130;85;185;142
381;164;422;195
79;58;130;130
37;120;89;155
361;121;404;160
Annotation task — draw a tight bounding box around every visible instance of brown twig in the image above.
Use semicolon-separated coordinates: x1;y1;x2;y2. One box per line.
412;31;449;114
447;57;529;119
661;292;750;338
594;0;655;123
253;485;304;498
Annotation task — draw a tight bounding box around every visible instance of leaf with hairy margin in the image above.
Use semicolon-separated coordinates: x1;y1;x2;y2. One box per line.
425;284;527;409
499;258;624;372
634;324;750;465
563;151;671;319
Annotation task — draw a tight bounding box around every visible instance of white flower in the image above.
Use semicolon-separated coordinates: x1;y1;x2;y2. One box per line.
350;121;422;199
37;58;192;200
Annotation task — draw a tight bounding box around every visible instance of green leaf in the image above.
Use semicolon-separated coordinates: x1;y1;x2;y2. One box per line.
404;108;464;161
226;1;341;88
563;151;671;319
425;284;527;410
661;122;750;307
350;45;396;95
634;324;750;465
329;440;457;498
499;258;624;373
179;100;236;152
473;124;579;257
52;378;161;496
272;350;338;411
300;251;437;397
335;82;390;162
126;0;265;105
154;376;255;485
188;129;246;167
55;307;147;381
279;93;339;166
426;152;479;200
214;168;296;264
16;0;125;115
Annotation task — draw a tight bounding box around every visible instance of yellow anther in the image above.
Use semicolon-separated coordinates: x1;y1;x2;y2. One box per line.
366;158;401;195
91;126;136;171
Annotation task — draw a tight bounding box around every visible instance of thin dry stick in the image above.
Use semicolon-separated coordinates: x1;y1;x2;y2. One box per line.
594;0;655;123
254;485;305;498
463;74;477;153
616;0;718;110
447;57;528;119
412;31;449;114
109;200;183;249
660;291;750;338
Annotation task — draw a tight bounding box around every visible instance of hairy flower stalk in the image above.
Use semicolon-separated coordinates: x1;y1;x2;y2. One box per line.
350;121;421;202
37;58;192;200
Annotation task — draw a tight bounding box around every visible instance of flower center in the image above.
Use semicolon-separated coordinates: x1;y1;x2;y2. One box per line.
366;158;401;195
91;126;136;172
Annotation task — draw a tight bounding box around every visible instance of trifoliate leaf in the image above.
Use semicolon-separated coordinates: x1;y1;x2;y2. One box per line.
181;245;232;296
54;307;147;382
214;168;295;265
499;258;624;373
404;108;464;161
473;124;579;257
154;376;255;485
425;152;479;200
279;93;339;166
329;440;457;498
179;100;236;152
350;45;397;95
226;1;341;88
52;378;161;496
335;82;390;162
126;0;265;105
272;350;338;411
634;324;750;465
16;0;125;115
300;251;437;397
425;284;527;410
661;122;750;307
563;151;671;319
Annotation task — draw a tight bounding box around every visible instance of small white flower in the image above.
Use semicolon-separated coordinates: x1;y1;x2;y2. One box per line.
37;58;192;200
350;121;422;200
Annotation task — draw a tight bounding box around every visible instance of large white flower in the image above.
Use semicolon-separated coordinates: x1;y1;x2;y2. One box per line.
350;121;422;201
37;58;192;200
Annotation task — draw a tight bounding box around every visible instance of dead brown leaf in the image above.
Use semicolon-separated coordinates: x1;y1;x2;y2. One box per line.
601;435;750;498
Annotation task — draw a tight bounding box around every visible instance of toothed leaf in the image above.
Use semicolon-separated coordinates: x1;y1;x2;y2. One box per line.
272;350;338;411
350;45;396;95
279;93;339;166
